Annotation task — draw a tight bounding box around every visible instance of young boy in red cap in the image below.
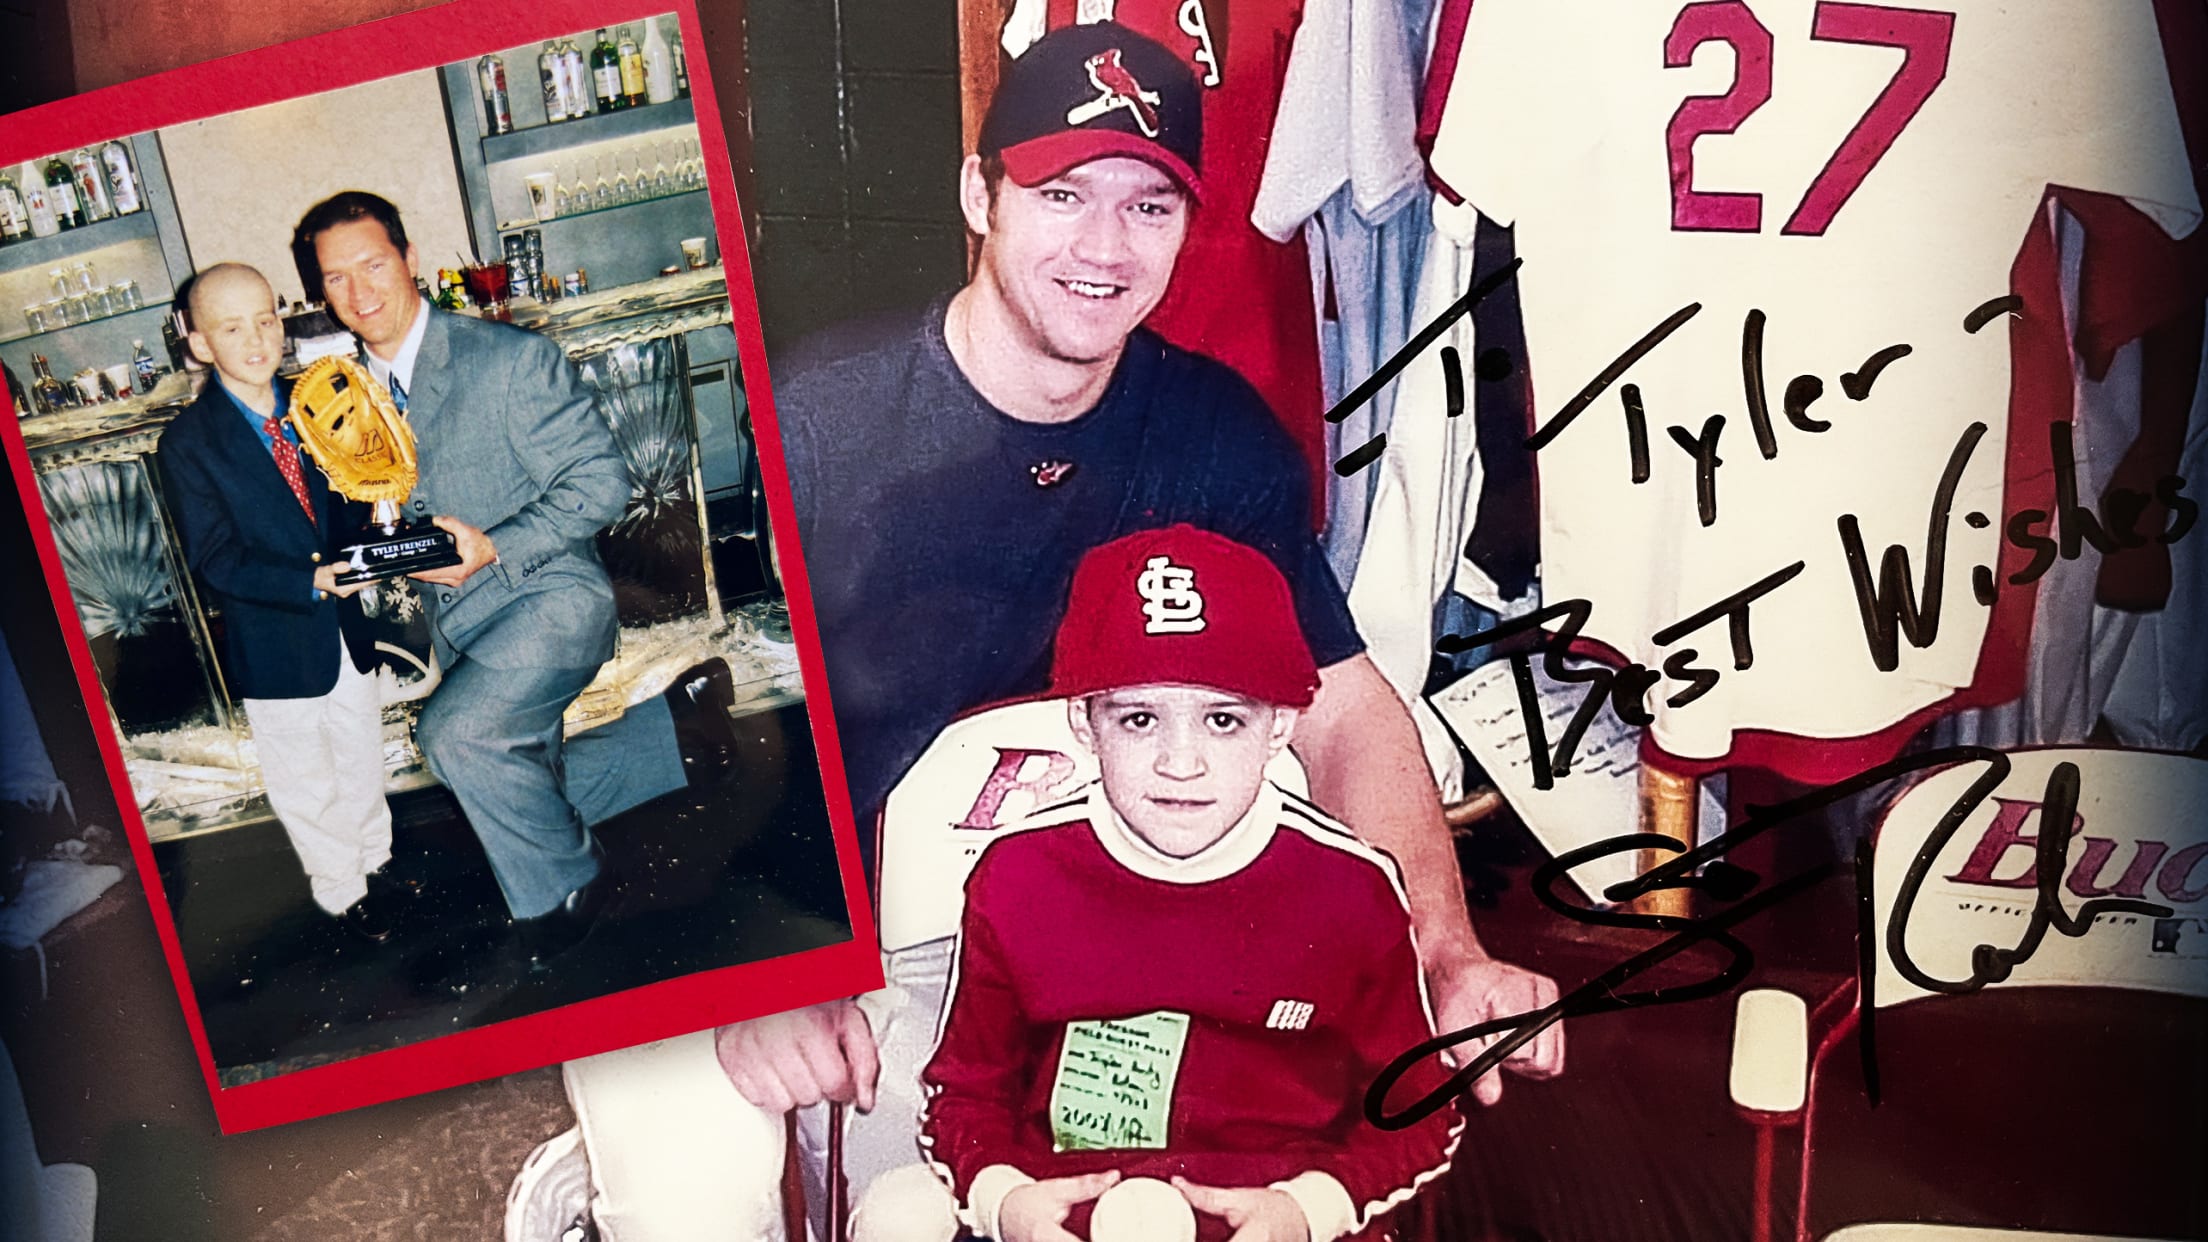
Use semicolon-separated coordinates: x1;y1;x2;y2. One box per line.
910;524;1463;1242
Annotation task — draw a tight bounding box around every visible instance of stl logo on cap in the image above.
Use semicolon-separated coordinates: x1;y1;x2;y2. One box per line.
1067;49;1162;138
1137;554;1206;634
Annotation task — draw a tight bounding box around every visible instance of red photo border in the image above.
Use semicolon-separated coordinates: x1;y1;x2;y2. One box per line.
0;0;881;1133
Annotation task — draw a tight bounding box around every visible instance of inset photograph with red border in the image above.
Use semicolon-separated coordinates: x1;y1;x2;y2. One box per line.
0;0;879;1133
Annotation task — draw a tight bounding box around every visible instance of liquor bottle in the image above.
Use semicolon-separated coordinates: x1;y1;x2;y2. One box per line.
162;311;188;371
100;140;143;215
561;40;592;117
643;20;676;105
538;41;569;123
44;156;84;230
671;31;689;97
132;340;158;389
479;54;513;135
23;177;57;238
0;170;28;244
31;356;70;414
71;148;114;222
591;29;627;112
618;26;647;108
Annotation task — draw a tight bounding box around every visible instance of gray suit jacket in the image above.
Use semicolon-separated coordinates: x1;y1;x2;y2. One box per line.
398;307;631;671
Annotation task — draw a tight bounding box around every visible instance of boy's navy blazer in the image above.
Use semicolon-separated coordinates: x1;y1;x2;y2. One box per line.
155;379;377;701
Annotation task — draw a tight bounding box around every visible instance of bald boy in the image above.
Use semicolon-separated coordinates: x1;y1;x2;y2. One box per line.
156;262;402;942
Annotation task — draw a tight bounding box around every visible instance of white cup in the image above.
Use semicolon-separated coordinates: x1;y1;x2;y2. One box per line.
525;172;559;221
103;364;134;398
680;237;709;269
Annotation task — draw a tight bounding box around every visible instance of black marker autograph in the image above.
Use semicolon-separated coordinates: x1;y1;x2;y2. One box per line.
1325;259;1522;477
1362;746;2176;1130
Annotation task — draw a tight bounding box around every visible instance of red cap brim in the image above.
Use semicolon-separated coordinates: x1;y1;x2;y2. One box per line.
998;130;1204;203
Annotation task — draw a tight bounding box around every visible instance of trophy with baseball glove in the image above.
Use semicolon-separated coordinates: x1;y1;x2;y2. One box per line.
286;355;461;585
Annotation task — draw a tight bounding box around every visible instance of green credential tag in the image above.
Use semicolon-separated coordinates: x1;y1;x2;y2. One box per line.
1048;1009;1191;1152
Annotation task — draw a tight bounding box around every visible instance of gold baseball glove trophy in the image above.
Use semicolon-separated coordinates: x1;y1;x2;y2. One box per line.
286;355;461;585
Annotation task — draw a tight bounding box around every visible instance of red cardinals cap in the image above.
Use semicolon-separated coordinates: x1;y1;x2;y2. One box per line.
978;22;1204;201
1050;525;1318;709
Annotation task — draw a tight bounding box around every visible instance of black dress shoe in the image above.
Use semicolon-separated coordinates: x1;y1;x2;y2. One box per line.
365;862;425;905
666;658;742;770
518;859;615;971
333;893;397;944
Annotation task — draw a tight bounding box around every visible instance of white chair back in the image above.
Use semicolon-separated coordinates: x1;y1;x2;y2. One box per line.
1871;747;2208;1006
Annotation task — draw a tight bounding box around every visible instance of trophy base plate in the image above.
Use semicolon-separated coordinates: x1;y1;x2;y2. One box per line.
333;523;463;586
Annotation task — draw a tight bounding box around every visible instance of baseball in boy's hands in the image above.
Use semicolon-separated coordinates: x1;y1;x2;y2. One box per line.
1171;1177;1311;1242
312;562;367;598
998;1170;1121;1242
1090;1177;1196;1242
848;1165;960;1242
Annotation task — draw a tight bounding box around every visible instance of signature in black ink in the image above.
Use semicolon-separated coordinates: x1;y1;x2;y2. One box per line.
1324;259;1522;477
1886;758;2173;995
1515;294;2015;528
1435;561;1805;788
2002;420;2197;592
1363;747;2176;1130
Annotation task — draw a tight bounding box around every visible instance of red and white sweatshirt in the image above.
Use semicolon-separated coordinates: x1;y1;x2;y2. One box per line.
919;781;1463;1242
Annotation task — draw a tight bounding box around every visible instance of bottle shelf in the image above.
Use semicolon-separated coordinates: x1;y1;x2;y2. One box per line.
0;209;162;277
480;96;695;165
494;185;708;233
0;300;168;348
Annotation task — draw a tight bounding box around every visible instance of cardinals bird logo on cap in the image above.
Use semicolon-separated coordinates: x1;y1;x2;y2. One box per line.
1137;554;1206;634
1067;49;1163;137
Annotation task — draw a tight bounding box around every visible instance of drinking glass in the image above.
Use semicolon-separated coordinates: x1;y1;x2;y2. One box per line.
651;141;674;196
592;154;614;210
461;262;512;320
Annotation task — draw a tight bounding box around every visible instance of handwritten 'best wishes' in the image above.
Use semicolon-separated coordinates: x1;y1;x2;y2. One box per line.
1328;260;2197;1124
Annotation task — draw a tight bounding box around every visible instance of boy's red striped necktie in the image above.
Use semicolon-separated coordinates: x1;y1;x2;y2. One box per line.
262;415;317;525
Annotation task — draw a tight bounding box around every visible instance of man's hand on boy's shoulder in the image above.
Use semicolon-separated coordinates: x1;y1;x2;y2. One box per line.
1428;950;1566;1107
312;563;368;599
712;998;880;1113
1171;1178;1312;1242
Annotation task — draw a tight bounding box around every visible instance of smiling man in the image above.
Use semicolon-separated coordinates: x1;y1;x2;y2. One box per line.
559;23;1560;1241
290;192;692;976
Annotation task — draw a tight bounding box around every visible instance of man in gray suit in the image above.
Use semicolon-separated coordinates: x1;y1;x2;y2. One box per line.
293;191;689;967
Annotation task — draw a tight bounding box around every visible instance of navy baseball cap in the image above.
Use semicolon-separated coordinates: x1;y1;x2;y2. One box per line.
978;22;1204;201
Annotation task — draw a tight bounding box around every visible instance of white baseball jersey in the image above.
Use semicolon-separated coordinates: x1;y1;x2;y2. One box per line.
1431;0;2199;765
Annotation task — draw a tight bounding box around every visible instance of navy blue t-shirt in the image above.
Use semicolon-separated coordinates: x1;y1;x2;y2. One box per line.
775;297;1364;845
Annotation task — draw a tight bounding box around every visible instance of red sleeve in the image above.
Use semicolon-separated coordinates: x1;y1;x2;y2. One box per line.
917;856;1055;1200
1296;897;1465;1235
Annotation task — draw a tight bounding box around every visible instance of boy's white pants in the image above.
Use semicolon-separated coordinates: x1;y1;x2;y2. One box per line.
562;938;955;1242
240;647;391;915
